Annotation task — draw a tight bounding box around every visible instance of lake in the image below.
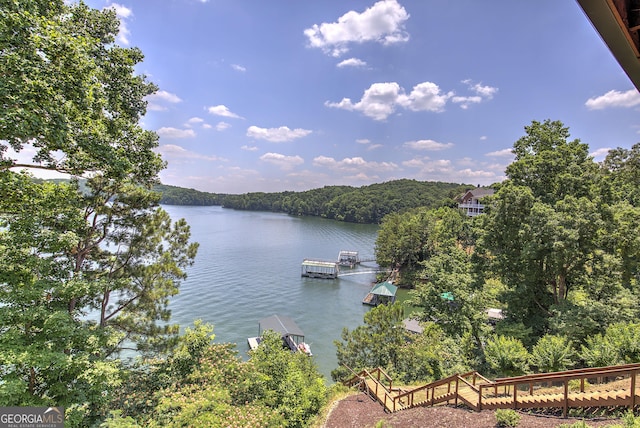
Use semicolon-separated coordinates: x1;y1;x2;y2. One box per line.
162;205;384;380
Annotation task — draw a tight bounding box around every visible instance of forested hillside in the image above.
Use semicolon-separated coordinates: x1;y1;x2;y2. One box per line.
157;179;471;224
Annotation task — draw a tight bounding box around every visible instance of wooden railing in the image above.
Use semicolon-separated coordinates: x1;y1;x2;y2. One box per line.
390;371;491;411
478;363;640;417
344;363;640;416
343;366;398;412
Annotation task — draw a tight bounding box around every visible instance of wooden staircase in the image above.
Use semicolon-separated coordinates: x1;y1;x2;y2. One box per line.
343;363;640;417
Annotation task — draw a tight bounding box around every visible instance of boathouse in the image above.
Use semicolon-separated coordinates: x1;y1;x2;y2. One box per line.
249;314;312;355
301;259;339;279
337;250;359;267
362;281;398;306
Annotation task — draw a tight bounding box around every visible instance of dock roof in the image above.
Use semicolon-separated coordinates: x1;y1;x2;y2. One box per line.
259;314;305;338
302;259;337;268
370;281;398;297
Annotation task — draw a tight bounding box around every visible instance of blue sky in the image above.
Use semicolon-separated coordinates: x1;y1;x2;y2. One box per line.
73;1;640;192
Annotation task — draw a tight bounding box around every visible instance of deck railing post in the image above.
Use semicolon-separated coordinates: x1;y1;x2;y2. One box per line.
631;371;637;409
454;379;459;407
580;378;585;393
563;379;568;418
478;385;483;411
513;385;518;410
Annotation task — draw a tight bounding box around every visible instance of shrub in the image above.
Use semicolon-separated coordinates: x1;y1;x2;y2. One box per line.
556;422;591;428
495;409;521;427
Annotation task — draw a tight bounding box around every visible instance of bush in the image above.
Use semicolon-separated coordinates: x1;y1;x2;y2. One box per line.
556;422;591;428
495;409;521;427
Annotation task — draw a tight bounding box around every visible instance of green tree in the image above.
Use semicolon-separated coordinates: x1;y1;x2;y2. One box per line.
333;303;407;381
484;335;529;377
0;2;197;425
477;120;608;340
247;331;327;428
530;335;575;373
410;246;490;351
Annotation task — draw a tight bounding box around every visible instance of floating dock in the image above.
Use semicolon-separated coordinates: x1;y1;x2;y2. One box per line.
301;259;339;279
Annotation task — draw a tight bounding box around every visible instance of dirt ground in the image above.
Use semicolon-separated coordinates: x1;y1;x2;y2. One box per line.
323;392;623;428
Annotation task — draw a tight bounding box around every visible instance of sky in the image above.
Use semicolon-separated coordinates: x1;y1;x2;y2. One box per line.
31;1;640;193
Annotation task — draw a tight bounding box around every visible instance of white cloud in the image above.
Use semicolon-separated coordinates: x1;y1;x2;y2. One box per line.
241;145;258;151
463;80;498;98
157;127;196;139
312;155;398;172
451;95;482;109
590;147;612;160
216;121;231;131
337;58;367;68
259;152;304;170
585;89;640;110
485;148;513;157
157;144;224;161
185;117;204;127
247;126;312;142
146;90;182;111
326;81;453;120
452;80;498;109
107;3;132;45
207;104;243;119
403;139;453;151
231;64;246;72
304;0;409;57
356;138;371;144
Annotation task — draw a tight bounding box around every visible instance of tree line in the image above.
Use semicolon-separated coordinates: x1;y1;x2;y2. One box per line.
157;179;470;224
335;120;640;386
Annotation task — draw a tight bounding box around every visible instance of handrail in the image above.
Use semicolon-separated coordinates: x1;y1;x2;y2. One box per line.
458;376;480;393
493;363;640;384
345;364;640;415
486;365;640;388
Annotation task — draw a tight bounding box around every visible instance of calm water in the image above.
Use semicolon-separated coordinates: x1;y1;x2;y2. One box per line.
162;205;381;380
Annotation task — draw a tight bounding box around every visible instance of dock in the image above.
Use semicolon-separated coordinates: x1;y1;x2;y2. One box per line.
362;281;398;306
337;250;360;267
248;314;312;356
301;259;339;279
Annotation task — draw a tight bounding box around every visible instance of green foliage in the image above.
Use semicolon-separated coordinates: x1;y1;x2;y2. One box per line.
375;206;469;270
495;409;521;427
154;183;222;205
247;331;327;428
111;325;325;428
410;245;490;351
0;2;198;426
586;411;640;428
484;335;529;377
581;323;640;367
220;179;468;224
333;304;469;384
333;303;407;381
530;335;575;373
556;422;591;428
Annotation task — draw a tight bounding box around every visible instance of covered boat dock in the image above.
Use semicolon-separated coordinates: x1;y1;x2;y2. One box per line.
249;314;312;355
362;281;398;306
301;259;339;279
